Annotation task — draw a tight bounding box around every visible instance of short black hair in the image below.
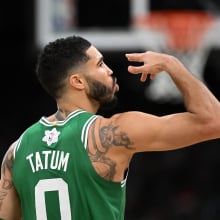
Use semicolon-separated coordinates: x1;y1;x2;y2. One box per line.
36;35;92;99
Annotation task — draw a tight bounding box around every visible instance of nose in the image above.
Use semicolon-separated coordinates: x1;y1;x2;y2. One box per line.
106;64;113;75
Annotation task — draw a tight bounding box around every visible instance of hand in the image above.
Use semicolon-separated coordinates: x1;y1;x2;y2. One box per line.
125;51;170;82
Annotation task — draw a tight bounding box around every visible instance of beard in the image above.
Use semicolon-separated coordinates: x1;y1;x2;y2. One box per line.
86;76;118;111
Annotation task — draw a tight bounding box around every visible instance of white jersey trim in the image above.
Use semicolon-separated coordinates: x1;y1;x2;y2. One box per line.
40;109;86;126
81;115;99;150
13;134;24;159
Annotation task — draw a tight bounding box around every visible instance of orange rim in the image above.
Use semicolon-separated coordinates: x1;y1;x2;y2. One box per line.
133;10;216;51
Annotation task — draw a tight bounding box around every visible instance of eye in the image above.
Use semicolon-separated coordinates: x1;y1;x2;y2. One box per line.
99;61;104;67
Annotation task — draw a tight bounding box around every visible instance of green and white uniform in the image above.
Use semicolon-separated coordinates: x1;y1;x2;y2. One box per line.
13;109;126;220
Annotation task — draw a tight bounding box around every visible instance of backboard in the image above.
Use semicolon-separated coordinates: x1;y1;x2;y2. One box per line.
35;0;220;102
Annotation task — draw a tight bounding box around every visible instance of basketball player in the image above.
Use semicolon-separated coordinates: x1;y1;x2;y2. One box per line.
1;35;220;219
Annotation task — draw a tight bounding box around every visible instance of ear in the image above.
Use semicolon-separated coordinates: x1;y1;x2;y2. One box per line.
69;74;85;90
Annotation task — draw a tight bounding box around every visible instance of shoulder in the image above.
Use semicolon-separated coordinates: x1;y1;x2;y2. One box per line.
96;111;158;128
1;141;18;169
92;111;159;136
1;140;19;186
90;111;151;148
0;140;22;218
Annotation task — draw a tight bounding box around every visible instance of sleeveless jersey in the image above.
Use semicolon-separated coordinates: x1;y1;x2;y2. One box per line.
12;109;126;220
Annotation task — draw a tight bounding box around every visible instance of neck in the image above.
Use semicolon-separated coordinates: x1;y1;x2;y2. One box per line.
56;98;99;115
54;107;82;121
54;110;65;121
54;104;99;121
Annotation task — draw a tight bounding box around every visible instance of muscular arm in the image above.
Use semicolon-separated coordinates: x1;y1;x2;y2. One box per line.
0;142;21;220
123;51;220;150
100;52;220;154
88;51;220;182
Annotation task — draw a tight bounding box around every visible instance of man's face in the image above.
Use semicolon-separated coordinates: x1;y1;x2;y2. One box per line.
84;46;119;108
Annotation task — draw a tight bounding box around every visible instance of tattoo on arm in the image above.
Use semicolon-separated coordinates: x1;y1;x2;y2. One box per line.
0;149;14;211
87;121;133;181
0;189;7;211
2;150;13;176
0;179;14;210
99;122;133;150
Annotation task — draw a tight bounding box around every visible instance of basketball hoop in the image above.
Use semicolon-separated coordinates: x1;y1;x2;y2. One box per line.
133;10;217;102
134;10;215;51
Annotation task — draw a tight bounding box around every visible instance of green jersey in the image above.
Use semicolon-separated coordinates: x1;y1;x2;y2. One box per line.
12;109;126;220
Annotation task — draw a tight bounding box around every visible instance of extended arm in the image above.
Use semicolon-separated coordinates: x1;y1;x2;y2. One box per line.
109;52;220;152
87;51;220;182
0;142;21;220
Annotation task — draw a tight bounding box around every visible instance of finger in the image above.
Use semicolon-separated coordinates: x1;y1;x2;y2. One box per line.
127;66;138;74
140;73;148;82
128;65;149;74
150;74;156;80
125;53;145;62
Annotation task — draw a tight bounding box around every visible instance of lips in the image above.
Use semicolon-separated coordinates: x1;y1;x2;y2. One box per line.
113;77;119;92
115;83;119;93
114;80;119;93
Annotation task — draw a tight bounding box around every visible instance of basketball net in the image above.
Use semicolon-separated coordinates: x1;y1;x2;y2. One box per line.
133;10;216;103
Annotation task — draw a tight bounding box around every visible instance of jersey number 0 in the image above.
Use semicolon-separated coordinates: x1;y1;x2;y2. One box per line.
35;178;72;219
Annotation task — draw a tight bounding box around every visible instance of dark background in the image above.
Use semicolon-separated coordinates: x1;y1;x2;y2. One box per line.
1;0;220;219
